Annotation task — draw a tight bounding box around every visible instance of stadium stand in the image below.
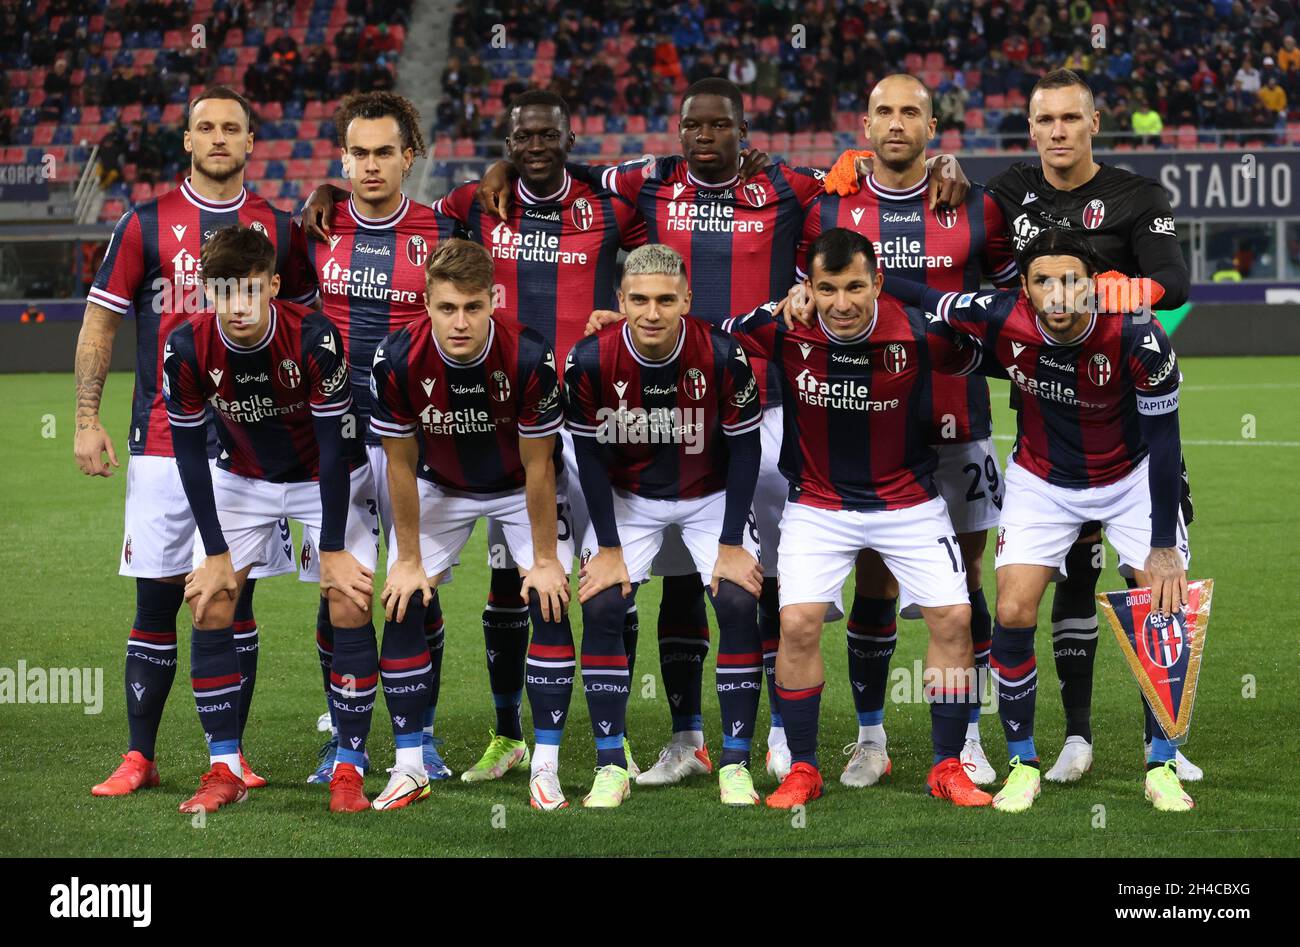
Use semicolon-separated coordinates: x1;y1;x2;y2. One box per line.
2;1;1299;233
2;0;410;221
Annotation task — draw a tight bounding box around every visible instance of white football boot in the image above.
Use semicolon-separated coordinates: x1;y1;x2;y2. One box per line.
960;738;998;785
634;735;713;786
1044;735;1094;783
371;764;431;811
839;741;891;787
528;764;568;811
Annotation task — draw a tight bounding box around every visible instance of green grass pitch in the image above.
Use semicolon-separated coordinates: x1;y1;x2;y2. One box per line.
1;357;1297;857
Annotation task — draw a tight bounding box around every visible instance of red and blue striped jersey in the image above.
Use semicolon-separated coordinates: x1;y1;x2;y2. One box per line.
563;315;761;500
724;296;980;512
799;173;1018;444
369;316;563;494
89;178;318;458
927;286;1181;488
435;170;643;364
306;195;456;445
579;156;825;407
162;300;358;482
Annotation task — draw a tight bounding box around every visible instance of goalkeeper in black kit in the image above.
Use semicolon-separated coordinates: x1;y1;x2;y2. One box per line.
984;69;1197;784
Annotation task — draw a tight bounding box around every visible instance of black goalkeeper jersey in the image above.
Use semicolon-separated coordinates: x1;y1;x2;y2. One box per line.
985;162;1190;309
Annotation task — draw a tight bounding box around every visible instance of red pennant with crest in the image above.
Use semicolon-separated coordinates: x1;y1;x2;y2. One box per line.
1097;579;1214;741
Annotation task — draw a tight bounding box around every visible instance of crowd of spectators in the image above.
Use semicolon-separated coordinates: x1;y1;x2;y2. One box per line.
434;0;1300;147
2;0;411;125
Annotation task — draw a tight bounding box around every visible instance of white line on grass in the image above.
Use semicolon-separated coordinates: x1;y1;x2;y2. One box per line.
991;434;1300;447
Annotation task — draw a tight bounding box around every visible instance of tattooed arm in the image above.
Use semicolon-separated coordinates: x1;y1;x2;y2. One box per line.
74;301;124;476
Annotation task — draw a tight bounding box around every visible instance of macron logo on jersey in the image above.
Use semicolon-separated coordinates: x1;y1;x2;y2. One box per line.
171;224;187;241
421;377;435;397
1022;192;1038;205
850;207;865;226
1140;333;1163;354
1011;341;1026;358
613;379;629;399
209;369;224;386
319;333;336;354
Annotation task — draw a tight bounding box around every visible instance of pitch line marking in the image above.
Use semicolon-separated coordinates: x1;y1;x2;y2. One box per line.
990;434;1300;448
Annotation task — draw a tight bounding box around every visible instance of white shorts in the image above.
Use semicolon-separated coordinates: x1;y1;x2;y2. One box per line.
197;464;380;576
649;406;784;580
397;480;575;579
995;458;1191;578
778;496;969;611
933;437;1003;534
486;429;579;570
581;488;761;586
120;455;295;580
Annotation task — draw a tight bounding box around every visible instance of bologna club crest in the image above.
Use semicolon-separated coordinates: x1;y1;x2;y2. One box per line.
300;540;313;572
124;535;133;564
1087;353;1112;387
742;182;768;208
934;205;959;229
279;359;301;388
1082;199;1106;230
571;198;593;231
1097;578;1214;741
491;370;512;402
406;235;429;267
884;343;908;373
684;367;708;400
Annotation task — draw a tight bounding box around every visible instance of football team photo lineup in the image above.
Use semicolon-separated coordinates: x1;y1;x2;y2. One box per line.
3;0;1295;883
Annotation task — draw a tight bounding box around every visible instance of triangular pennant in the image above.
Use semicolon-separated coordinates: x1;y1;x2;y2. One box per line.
1097;578;1213;741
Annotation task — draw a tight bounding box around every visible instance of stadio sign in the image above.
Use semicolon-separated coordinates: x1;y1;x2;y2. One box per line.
959;149;1300;219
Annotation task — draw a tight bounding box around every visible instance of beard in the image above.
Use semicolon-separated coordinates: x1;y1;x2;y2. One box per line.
193;151;247;184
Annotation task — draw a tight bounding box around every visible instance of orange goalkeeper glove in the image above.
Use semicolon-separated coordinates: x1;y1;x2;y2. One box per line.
1094;270;1166;313
824;148;875;196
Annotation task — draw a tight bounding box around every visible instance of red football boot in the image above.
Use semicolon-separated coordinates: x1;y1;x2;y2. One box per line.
764;761;824;809
178;762;248;814
91;751;160;797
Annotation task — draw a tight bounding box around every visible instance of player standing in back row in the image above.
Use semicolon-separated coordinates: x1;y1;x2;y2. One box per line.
982;70;1197;783
76;86;317;798
299;91;457;785
796;74;1018;789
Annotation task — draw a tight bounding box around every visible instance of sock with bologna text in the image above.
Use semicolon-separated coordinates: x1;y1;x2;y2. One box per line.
525;590;575;772
991;621;1039;765
331;622;379;769
581;586;633;768
1053;541;1102;743
712;580;762;766
483;568;528;741
233;578;259;742
658;573;709;745
190;626;242;778
124;578;183;760
846;594;896;745
380;603;433;772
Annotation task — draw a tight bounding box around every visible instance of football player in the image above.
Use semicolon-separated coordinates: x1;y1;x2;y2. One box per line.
76;87;317;798
162;225;376;813
891;226;1194;812
372;239;575;810
565;244;763;807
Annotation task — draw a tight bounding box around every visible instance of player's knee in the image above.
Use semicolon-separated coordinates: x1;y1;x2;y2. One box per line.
779;608;823;652
709;579;758;627
581;586;632;638
327;589;371;629
996;598;1038;628
924;604;971;645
